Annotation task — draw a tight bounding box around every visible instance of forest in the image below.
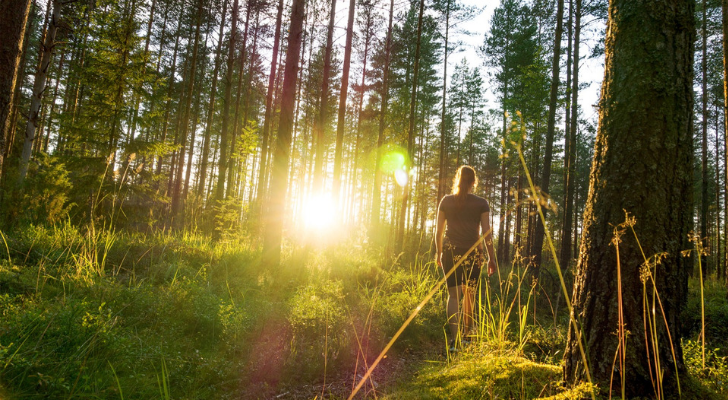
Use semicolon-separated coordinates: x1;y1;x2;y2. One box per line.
0;0;726;398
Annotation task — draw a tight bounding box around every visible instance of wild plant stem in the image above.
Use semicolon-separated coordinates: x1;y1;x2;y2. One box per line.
515;144;595;400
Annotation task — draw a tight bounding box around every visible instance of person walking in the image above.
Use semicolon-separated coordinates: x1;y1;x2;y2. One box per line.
435;165;496;352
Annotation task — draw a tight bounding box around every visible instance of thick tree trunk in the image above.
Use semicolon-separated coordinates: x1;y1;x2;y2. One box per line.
563;1;694;396
395;0;425;252
532;0;564;269
262;0;305;267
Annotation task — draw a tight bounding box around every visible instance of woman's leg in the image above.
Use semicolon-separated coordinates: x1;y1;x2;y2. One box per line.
447;285;461;341
461;284;475;336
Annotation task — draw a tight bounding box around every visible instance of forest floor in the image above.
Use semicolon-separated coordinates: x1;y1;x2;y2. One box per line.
0;224;727;399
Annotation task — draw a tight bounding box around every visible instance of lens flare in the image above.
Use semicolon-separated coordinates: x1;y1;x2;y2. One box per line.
303;194;335;230
381;150;406;173
394;169;408;187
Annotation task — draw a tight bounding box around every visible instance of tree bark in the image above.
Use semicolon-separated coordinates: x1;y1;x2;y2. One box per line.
215;0;240;206
370;0;394;232
262;0;305;267
563;1;694;396
723;0;728;285
312;0;336;192
197;0;229;199
438;0;451;205
226;1;252;199
18;0;61;184
532;0;564;268
559;0;574;268
332;0;357;208
701;0;709;274
0;0;31;186
395;0;425;252
171;0;205;224
254;0;284;207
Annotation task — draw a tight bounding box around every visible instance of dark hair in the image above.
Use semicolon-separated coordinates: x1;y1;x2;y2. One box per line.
452;165;477;201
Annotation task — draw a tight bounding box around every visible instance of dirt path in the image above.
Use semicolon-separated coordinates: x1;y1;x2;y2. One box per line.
265;344;444;399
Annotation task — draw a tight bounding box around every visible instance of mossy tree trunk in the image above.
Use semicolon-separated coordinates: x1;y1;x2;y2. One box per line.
563;0;695;397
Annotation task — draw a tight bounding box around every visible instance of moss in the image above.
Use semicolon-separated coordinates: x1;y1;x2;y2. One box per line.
385;347;591;399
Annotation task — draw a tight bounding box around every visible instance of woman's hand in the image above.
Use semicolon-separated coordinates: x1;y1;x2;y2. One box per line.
436;253;443;267
487;259;496;277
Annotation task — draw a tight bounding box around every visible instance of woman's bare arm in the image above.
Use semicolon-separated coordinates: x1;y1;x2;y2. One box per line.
480;212;496;275
435;210;446;266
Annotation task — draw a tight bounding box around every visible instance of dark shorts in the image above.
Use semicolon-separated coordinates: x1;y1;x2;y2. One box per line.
441;243;482;288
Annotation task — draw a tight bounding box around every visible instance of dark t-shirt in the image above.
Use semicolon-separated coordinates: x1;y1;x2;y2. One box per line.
438;193;490;248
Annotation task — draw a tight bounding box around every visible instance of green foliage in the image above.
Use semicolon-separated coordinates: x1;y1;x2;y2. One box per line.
684;339;728;395
4;155;73;226
0;226;447;398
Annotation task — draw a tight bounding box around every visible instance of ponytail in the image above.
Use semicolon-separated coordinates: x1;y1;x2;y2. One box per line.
452;165;477;201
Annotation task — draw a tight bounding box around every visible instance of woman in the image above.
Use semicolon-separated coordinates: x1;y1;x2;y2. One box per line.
435;165;496;351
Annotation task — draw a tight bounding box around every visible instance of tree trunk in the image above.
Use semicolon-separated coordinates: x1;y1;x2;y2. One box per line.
197;0;229;199
262;0;305;267
171;0;205;224
312;0;336;192
438;0;451;206
715;105;722;279
532;0;564;268
349;5;373;225
724;0;728;286
332;0;356;208
226;2;252;199
395;0;425;252
254;0;284;207
701;0;709;274
370;0;394;231
43;49;66;152
215;0;240;206
18;0;60;184
0;0;31;187
563;1;694;396
157;24;181;177
559;0;574;268
562;0;580;270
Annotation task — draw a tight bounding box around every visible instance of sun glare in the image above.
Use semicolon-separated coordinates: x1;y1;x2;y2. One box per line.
394;168;408;187
303;194;336;231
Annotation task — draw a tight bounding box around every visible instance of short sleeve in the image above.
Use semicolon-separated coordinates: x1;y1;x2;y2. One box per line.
481;198;490;214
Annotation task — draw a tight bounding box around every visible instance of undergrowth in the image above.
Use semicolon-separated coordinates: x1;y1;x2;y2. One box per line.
0;223;442;398
1;223;727;399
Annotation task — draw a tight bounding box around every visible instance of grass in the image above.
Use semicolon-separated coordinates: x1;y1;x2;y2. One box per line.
0;223;444;398
383;345;594;400
1;221;728;399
